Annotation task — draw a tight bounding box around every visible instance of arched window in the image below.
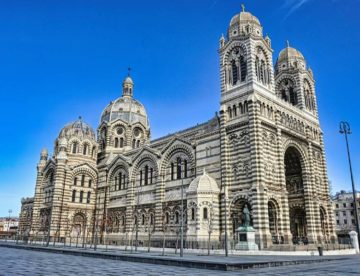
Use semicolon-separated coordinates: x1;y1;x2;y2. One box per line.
81;175;85;187
87;192;91;204
239;103;243;114
191;208;195;221
165;212;169;224
88;179;92;188
114;138;119;148
72;190;76;202
228;106;232;119
171;163;174;180
144;165;149;185
279;79;297;106
136;140;140;148
231;60;239;85
233;105;237;117
177;158;182;179
118;172;122;190
140;170;143;186
73;177;77;186
72;142;78;154
203;207;208;219
228;47;247;86
175;212;179;224
303;80;314;112
120;137;124;148
132;139;136;149
121;216;125;226
150;214;154;225
184;160;188;178
83;144;88;155
79;191;84;203
141;214;145;225
150;168;153;184
255;48;270;86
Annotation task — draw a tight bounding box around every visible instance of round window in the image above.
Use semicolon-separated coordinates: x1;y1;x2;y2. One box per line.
134;128;141;138
116;127;124;135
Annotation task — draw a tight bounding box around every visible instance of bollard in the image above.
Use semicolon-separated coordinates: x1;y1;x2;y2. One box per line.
317;246;323;256
349;231;359;254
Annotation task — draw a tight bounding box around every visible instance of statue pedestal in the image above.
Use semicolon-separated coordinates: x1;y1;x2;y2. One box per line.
235;226;259;251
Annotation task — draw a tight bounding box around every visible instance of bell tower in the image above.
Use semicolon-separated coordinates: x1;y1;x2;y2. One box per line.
218;6;275;121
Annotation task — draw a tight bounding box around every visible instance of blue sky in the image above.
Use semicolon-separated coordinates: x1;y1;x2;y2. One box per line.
0;0;359;217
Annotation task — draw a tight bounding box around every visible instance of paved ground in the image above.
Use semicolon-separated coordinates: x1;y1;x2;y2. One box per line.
0;247;359;275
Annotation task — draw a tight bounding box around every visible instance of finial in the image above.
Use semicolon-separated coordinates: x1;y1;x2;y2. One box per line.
127;67;131;77
286;40;290;47
241;4;245;12
78;116;82;120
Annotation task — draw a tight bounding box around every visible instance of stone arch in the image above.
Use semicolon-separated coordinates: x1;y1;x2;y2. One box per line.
71;165;98;183
109;163;129;191
254;44;271;64
81;139;92;155
130;153;159;184
282;139;309;175
42;166;55;186
69;210;88;239
160;143;195;178
230;194;252;236
67;137;82;154
223;42;248;64
267;197;281;242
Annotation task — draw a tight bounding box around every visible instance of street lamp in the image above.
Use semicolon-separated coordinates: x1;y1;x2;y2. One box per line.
223;189;229;257
339;121;360;247
180;177;184;257
8;209;12;231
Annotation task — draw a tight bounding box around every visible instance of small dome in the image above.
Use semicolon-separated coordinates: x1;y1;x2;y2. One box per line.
229;11;261;27
58;117;96;141
40;148;48;157
187;170;220;194
123;76;133;85
278;46;305;63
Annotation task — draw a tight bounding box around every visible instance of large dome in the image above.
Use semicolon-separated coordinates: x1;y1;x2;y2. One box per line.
100;75;149;128
58;117;96;141
100;96;149;126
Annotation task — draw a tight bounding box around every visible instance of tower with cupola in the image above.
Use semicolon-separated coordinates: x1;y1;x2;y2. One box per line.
98;74;150;158
217;6;336;248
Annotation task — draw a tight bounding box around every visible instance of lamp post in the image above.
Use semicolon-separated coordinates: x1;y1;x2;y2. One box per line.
339;121;360;247
180;160;185;258
8;209;12;232
180;177;184;257
223;189;229;257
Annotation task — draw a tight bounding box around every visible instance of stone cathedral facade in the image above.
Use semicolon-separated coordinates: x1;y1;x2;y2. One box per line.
19;9;337;249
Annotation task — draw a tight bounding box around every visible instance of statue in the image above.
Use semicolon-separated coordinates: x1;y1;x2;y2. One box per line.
242;205;251;227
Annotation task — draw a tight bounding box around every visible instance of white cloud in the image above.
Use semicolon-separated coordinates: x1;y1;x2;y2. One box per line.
283;0;313;20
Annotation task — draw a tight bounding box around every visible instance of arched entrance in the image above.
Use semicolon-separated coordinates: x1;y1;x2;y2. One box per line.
71;213;87;246
320;206;328;242
230;198;252;239
289;206;307;243
268;201;280;243
284;147;307;244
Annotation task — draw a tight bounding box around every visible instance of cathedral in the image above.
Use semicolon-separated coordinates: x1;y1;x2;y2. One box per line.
19;8;337;250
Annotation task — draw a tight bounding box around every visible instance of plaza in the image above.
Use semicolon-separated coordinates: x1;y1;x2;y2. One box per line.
0;245;359;275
